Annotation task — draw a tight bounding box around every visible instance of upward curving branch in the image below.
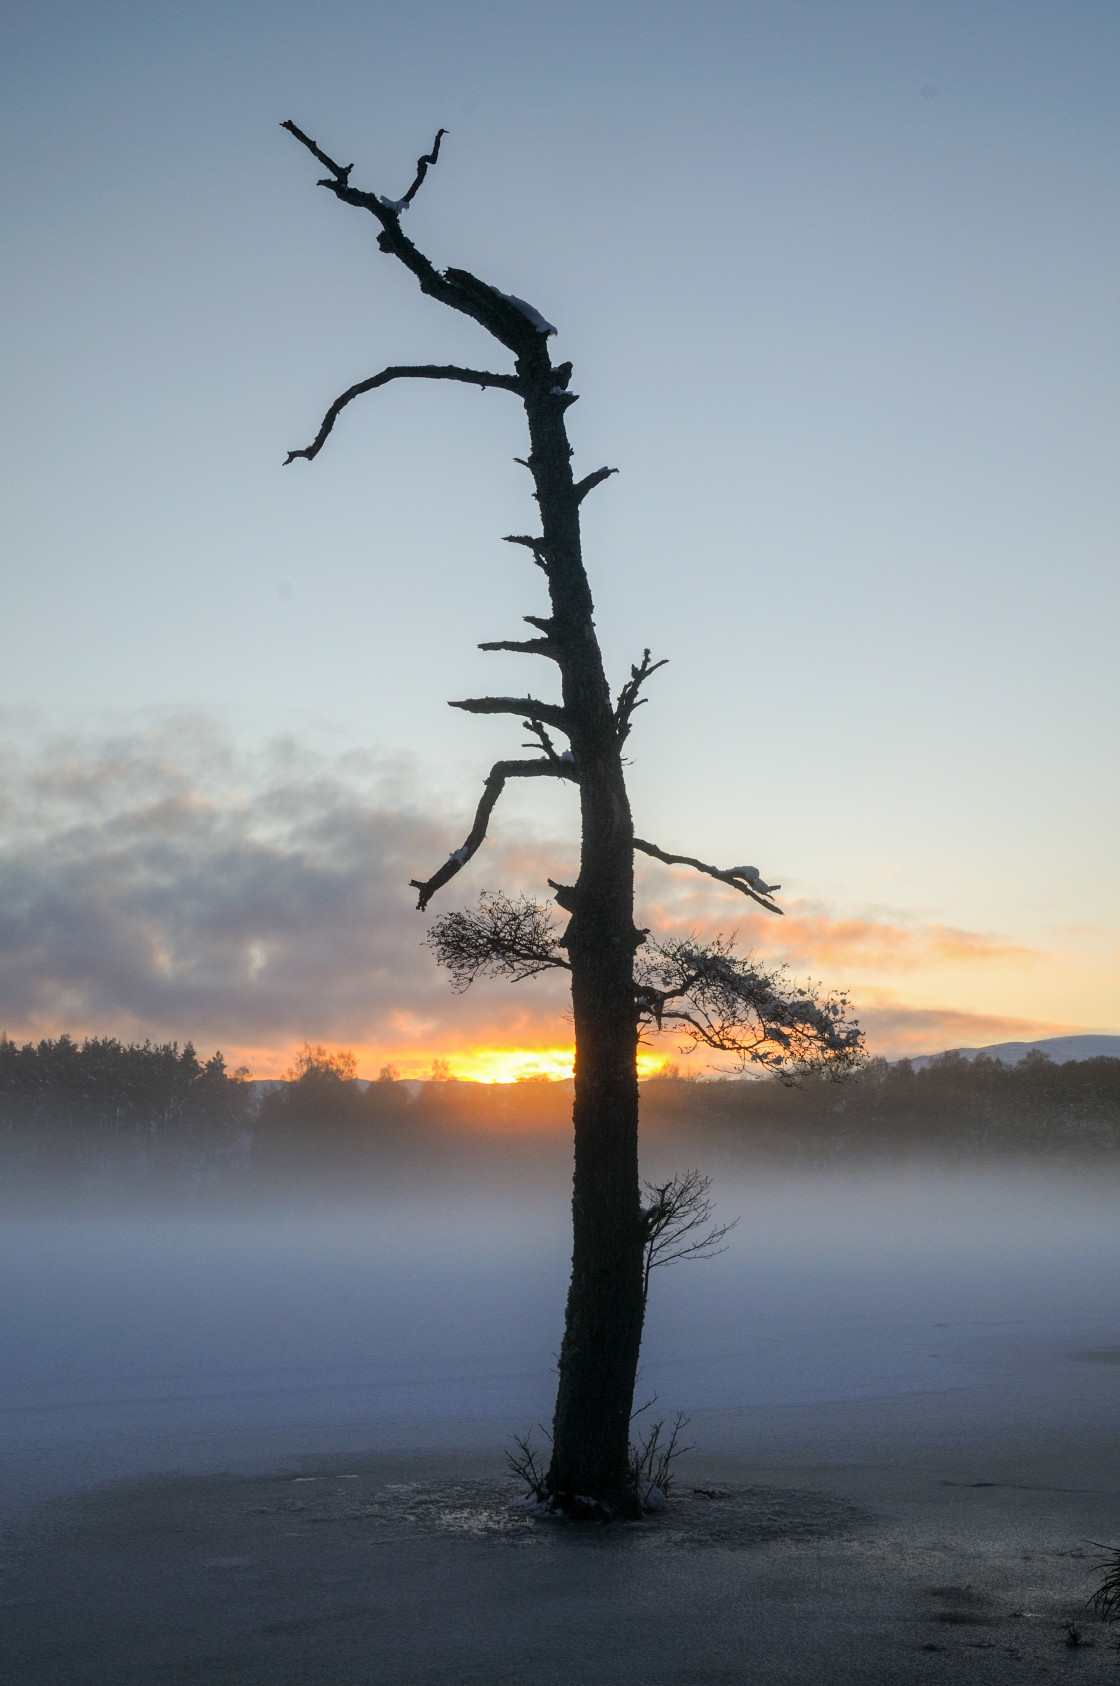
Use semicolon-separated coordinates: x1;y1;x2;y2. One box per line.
615;649;668;743
409;758;578;911
633;838;785;914
574;466;618;503
284;365;522;464
387;127;449;210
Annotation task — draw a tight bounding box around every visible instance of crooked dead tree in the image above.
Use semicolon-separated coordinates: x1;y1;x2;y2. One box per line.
282;123;862;1517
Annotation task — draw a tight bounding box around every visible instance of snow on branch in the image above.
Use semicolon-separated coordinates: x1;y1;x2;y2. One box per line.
283;364;522;465
427;892;570;990
496;291;557;336
635;935;864;1079
409;759;577;911
633;838;784;913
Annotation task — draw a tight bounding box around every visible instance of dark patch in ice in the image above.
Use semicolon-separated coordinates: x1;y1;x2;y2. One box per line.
939;1478;1093;1493
926;1583;994;1630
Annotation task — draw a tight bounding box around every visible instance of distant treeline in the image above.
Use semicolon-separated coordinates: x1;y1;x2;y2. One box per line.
0;1038;574;1199
0;1035;573;1143
4;1038;1120;1190
639;1051;1120;1156
0;1034;252;1134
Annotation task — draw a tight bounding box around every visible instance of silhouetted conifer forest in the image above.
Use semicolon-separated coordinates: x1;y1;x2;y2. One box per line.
3;1037;1120;1208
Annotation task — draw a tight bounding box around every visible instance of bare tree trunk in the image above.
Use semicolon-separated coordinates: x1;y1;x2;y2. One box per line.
551;909;645;1514
518;381;647;1515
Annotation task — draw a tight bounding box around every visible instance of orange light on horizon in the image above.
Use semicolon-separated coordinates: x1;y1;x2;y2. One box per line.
439;1046;674;1083
237;1042;674;1084
443;1046;576;1084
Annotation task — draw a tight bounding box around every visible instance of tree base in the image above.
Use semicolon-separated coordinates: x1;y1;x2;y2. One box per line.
545;1484;645;1523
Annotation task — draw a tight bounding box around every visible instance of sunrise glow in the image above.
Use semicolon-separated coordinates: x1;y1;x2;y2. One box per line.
432;1046;673;1084
435;1046;575;1084
238;1043;676;1085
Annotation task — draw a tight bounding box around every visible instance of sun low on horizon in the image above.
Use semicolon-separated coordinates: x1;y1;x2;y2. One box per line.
236;1042;675;1086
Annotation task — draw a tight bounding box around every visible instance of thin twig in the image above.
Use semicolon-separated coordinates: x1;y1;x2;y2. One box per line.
394;128;449;209
280;120;352;182
615;649;669;742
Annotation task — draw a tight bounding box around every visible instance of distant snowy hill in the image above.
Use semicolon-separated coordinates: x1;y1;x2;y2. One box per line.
913;1034;1120;1068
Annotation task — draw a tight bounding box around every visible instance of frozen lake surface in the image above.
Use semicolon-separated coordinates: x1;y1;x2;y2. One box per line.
4;1162;1120;1517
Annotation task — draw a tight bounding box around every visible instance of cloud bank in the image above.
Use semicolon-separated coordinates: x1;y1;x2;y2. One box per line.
0;719;1089;1071
0;719;574;1068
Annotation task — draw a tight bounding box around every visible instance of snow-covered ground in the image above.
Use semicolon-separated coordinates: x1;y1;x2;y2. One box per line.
4;1162;1120;1518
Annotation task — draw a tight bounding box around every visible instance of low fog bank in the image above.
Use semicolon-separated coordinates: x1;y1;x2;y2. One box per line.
6;1049;1120;1521
5;1037;1120;1211
4;1159;1120;1522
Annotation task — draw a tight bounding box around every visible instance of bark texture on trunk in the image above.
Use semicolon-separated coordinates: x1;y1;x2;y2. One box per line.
550;934;645;1514
519;369;648;1514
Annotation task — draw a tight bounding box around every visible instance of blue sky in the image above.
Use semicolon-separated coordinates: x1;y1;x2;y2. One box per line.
1;1;1117;1070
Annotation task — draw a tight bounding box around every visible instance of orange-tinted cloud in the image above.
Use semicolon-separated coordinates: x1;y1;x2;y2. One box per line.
635;873;1040;974
847;998;1072;1061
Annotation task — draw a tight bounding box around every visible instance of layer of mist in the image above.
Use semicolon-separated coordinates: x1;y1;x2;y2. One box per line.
6;1042;1120;1216
4;1157;1120;1523
6;1040;1120;1525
